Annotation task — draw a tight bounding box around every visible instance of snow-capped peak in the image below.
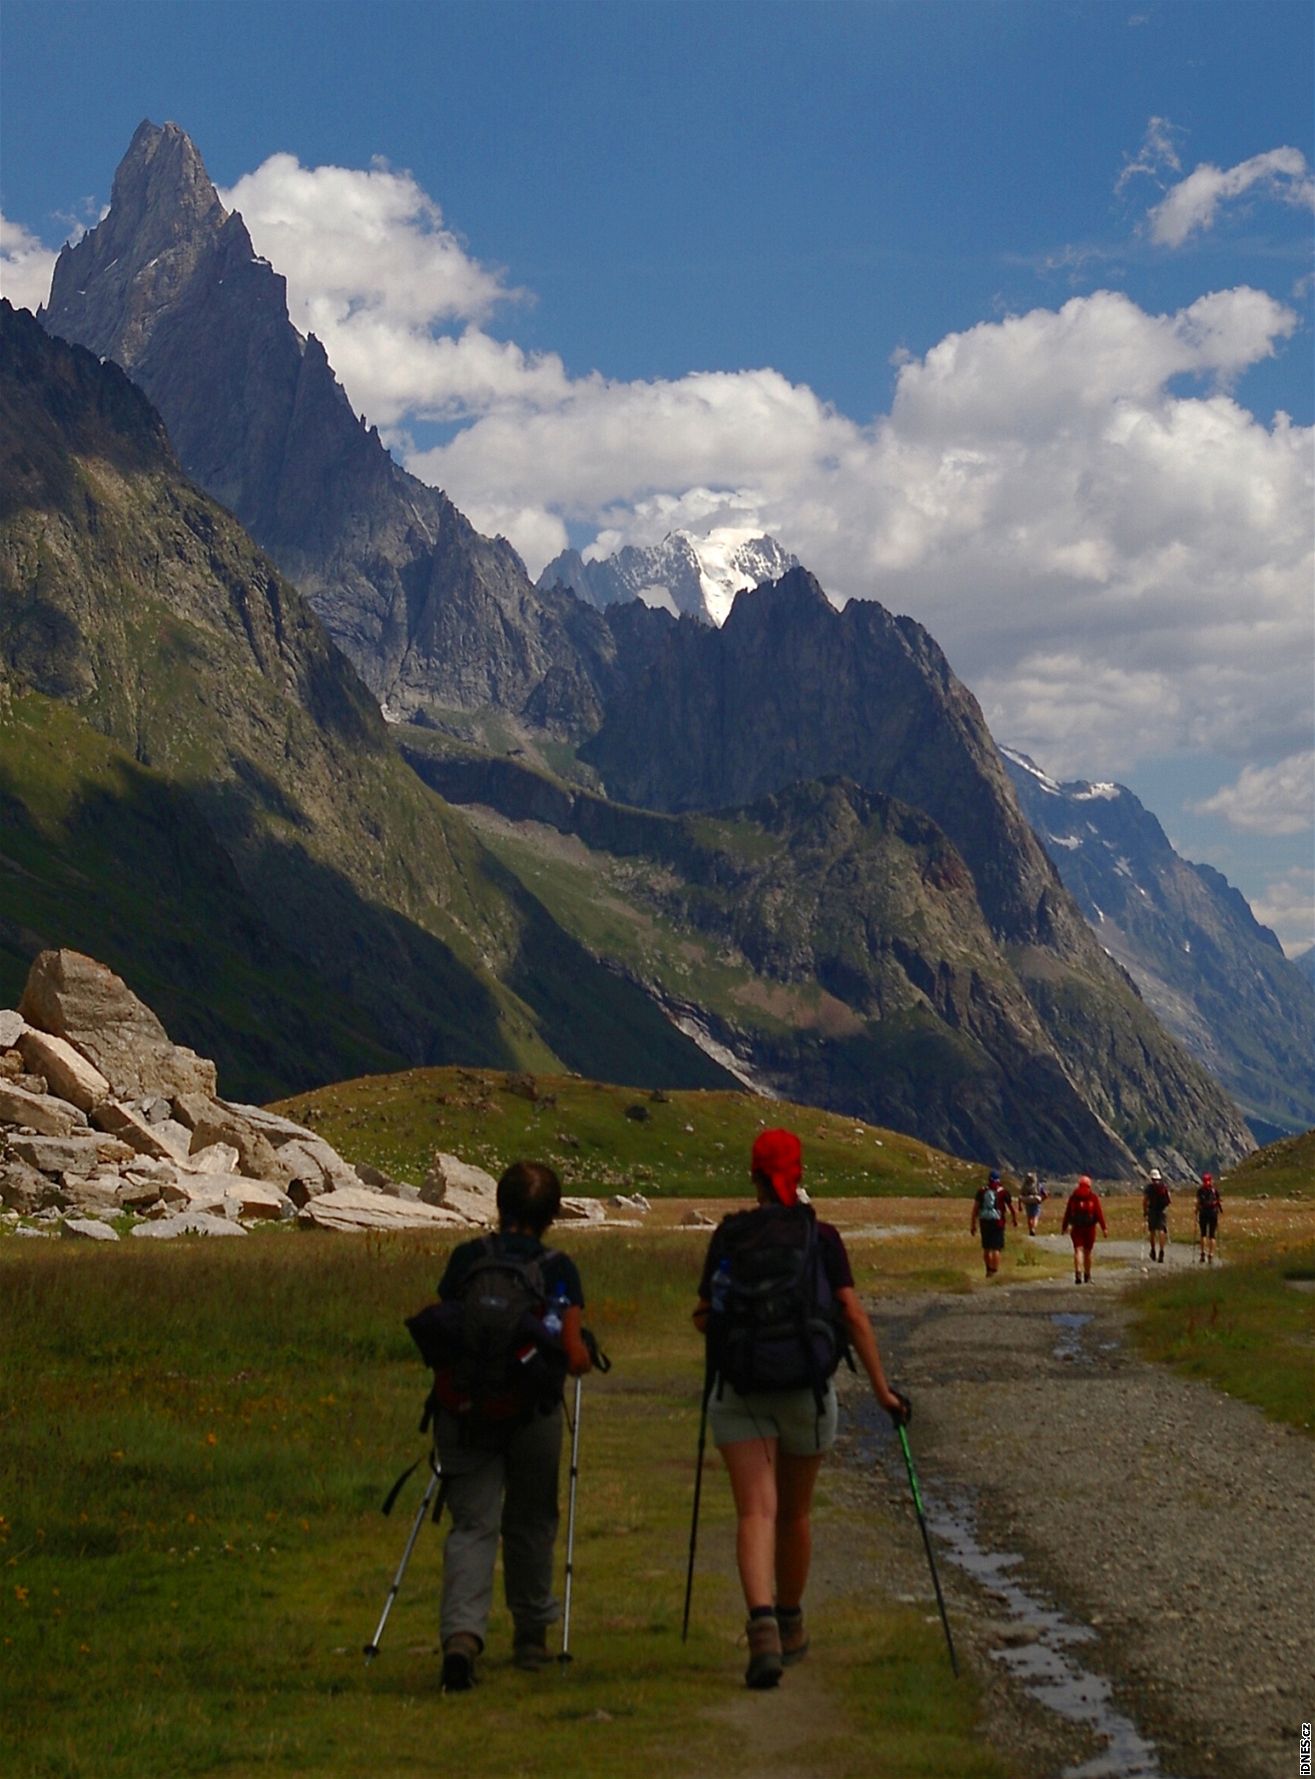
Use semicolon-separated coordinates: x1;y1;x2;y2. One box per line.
538;528;798;625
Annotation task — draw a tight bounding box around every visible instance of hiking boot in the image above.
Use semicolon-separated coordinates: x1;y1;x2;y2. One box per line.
512;1626;552;1671
441;1632;480;1693
744;1613;783;1689
778;1606;809;1666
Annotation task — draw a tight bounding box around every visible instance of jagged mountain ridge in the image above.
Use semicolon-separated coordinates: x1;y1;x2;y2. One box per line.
39;119;618;736
539;529;799;625
0;300;734;1099
1002;749;1315;1138
576;569;1253;1168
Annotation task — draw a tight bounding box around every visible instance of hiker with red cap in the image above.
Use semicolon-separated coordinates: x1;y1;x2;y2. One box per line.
1196;1172;1222;1264
1061;1175;1107;1284
970;1169;1017;1277
692;1127;909;1689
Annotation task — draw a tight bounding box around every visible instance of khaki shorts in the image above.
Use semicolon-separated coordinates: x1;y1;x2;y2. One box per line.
709;1380;839;1455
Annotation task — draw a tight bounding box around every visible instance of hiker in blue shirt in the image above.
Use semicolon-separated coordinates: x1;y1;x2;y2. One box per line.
432;1161;591;1692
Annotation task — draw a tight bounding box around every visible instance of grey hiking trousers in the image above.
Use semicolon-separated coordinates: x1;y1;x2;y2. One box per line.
435;1403;563;1646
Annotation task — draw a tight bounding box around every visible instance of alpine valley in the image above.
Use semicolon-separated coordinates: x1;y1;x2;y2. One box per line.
6;117;1298;1177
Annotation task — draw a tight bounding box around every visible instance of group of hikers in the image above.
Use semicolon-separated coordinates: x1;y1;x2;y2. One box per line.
396;1133;1226;1697
970;1165;1225;1281
402;1133;908;1695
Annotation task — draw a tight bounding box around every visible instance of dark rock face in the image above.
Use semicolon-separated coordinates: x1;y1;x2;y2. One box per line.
1004;750;1315;1138
40;120;613;732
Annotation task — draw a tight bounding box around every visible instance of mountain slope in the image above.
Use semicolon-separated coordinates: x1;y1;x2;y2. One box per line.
578;568;1253;1169
0;300;733;1099
38;119;615;735
1002;749;1315;1138
539;529;799;625
406;742;1255;1174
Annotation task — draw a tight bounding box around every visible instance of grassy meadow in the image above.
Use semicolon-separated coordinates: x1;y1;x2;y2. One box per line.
2;1227;1011;1779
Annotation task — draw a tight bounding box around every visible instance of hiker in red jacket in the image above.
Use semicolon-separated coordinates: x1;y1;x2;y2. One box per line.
1196;1173;1222;1264
1061;1176;1107;1284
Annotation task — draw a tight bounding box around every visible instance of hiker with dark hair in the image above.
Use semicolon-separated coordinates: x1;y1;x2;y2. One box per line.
692;1128;909;1689
1143;1168;1172;1263
970;1170;1017;1276
1019;1172;1047;1236
1196;1172;1222;1264
1061;1175;1107;1284
429;1161;592;1692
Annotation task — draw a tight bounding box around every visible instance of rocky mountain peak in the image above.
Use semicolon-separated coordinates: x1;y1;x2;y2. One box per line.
41;121;246;372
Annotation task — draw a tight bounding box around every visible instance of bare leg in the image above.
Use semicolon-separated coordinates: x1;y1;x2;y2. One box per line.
719;1438;780;1610
774;1451;825;1609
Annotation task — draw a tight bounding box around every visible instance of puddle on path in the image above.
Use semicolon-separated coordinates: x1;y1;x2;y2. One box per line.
1050;1311;1093;1361
850;1403;1180;1779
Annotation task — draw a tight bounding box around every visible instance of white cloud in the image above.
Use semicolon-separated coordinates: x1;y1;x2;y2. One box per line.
1191;752;1315;838
1148;146;1315;247
1116;115;1183;196
1248;864;1315;958
0;213;58;313
204;154;1311;813
220;155;537;425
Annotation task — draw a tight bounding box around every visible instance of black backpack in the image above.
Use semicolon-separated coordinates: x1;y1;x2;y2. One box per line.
406;1237;566;1423
707;1204;848;1407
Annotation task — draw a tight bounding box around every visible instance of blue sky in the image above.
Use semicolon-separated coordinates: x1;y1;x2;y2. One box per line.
2;0;1312;949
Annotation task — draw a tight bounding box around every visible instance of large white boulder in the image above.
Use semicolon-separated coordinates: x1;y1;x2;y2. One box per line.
298;1185;475;1233
16;1030;110;1114
19;950;217;1101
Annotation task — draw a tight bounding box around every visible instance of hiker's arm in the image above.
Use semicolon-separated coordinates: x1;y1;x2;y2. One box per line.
692;1297;711;1334
562;1305;592;1376
836;1286;904;1416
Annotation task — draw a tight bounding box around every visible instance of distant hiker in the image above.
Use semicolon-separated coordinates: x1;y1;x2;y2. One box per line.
423;1161;593;1692
970;1169;1017;1276
692;1128;909;1689
1143;1168;1172;1263
1061;1175;1107;1283
1196;1172;1222;1263
1019;1172;1047;1236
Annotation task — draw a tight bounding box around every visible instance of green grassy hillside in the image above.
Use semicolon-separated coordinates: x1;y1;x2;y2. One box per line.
1221;1127;1315;1198
272;1065;979;1198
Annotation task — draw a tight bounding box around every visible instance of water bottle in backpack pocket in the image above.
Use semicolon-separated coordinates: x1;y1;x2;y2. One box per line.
406;1237;567;1424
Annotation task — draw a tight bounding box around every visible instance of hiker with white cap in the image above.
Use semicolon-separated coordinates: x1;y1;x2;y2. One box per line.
1143;1168;1172;1263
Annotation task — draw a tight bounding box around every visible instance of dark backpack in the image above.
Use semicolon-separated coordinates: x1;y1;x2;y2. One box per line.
707;1204;847;1406
406;1237;566;1423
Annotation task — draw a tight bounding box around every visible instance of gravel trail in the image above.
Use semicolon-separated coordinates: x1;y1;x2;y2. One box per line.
842;1249;1315;1779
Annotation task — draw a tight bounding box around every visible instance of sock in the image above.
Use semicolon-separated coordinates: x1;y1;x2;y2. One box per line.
748;1605;776;1620
777;1605;802;1622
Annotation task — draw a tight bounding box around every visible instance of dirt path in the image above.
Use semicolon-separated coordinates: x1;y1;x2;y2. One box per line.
846;1250;1315;1779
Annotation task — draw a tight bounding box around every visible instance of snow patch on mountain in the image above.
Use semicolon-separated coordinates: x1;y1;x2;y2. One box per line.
538;528;798;625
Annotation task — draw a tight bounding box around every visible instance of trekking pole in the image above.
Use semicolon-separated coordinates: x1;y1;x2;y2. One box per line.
364;1451;442;1663
896;1423;959;1678
681;1373;712;1642
559;1375;584;1664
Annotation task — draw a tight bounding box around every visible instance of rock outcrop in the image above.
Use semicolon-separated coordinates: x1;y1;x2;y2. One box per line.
0;950;492;1237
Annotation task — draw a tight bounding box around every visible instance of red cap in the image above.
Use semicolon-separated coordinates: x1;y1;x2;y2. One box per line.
1202;1173;1213;1185
1077;1175;1092;1190
751;1128;803;1206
